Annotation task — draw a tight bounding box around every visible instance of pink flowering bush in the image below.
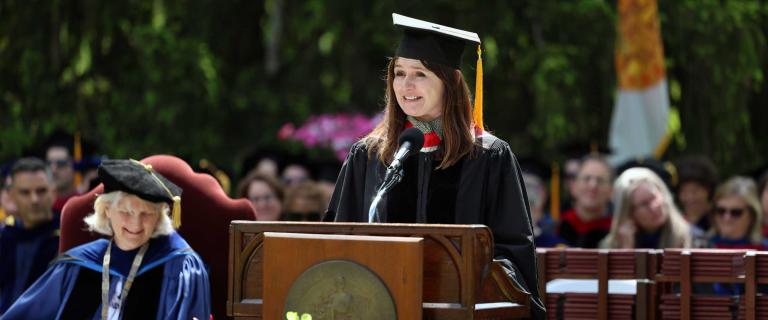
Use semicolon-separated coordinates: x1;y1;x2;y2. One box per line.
279;112;383;162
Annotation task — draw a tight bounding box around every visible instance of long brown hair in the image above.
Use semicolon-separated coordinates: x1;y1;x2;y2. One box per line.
363;57;475;169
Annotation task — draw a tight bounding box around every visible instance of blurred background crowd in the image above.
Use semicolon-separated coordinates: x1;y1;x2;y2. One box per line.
3;130;768;253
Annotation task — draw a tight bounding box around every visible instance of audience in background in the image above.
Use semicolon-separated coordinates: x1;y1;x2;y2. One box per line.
616;157;677;191
0;158;60;314
281;163;311;188
241;148;289;180
558;143;610;211
674;155;719;232
522;170;565;248
758;171;768;237
708;176;766;250
237;170;285;221
46;144;79;212
1;176;16;226
7;123;768;318
283;181;327;221
559;155;614;248
519;158;564;247
252;157;280;179
601;167;703;249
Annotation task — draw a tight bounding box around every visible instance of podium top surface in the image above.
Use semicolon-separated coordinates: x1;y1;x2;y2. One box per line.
231;220;491;230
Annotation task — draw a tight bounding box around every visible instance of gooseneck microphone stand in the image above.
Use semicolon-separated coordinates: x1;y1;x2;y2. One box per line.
367;127;423;223
367;166;404;223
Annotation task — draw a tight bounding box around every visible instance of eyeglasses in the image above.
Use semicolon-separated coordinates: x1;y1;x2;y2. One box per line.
47;159;72;168
576;175;610;186
714;207;746;218
248;194;277;204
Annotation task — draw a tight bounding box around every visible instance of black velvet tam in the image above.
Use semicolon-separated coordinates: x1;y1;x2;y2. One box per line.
98;159;182;205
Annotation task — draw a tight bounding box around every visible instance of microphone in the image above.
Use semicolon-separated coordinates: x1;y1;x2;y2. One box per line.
383;128;425;183
369;128;424;223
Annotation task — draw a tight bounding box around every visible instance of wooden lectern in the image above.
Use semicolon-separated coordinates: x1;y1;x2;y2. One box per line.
228;221;531;319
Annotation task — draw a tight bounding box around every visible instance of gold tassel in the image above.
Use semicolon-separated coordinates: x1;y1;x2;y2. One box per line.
74;131;83;188
171;196;182;229
132;159;181;229
654;132;672;159
473;45;484;130
550;161;560;221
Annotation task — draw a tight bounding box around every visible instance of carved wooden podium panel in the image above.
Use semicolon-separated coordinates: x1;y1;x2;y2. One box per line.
227;221;531;319
262;232;423;319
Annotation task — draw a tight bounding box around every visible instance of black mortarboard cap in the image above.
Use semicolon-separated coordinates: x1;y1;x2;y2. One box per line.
393;13;487;130
393;13;480;69
98;159;183;227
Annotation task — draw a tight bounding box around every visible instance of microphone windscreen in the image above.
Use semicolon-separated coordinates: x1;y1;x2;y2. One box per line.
398;128;425;154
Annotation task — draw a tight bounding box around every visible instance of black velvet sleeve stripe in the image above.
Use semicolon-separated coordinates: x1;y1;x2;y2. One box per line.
59;265;164;319
60;269;101;320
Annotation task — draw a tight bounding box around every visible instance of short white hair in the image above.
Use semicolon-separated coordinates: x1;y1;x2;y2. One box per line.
83;191;174;237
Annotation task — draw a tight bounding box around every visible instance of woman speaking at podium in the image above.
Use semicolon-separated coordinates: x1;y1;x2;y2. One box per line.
324;13;545;319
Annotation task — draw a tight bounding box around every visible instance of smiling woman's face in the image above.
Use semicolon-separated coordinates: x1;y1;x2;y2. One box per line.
714;195;752;240
392;57;445;121
107;194;162;250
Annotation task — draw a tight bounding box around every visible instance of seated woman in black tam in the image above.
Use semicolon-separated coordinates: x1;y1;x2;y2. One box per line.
3;159;210;319
324;13;545;319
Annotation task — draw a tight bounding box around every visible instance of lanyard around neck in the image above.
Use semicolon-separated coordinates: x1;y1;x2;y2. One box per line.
101;239;149;320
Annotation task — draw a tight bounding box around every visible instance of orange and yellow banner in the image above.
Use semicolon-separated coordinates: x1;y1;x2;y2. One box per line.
609;0;671;165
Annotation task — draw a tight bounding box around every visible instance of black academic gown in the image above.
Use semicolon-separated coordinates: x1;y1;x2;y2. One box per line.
325;132;546;319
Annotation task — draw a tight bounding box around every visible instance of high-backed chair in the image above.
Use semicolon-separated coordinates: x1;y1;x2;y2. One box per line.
60;154;256;319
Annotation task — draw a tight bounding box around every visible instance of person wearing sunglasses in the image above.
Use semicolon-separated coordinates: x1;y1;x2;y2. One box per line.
46;144;80;212
709;176;767;250
703;176;768;296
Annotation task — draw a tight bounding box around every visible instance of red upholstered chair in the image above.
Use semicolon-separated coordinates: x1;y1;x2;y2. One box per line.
60;154;256;319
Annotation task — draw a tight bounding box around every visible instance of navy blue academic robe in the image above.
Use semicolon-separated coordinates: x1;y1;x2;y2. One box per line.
2;232;210;319
0;213;60;313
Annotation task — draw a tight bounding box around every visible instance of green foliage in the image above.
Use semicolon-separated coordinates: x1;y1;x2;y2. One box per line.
0;0;766;177
659;0;767;174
